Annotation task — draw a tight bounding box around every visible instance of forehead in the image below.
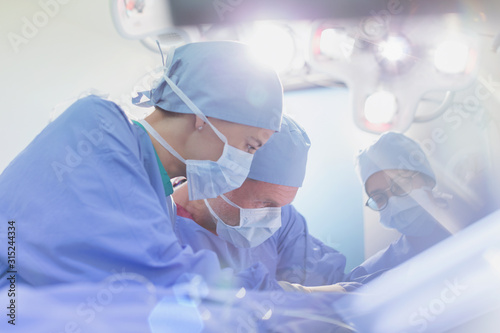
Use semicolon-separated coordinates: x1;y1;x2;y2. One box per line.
231;179;298;206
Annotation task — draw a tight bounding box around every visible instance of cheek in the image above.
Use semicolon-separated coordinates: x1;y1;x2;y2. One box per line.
215;202;241;226
412;177;429;189
225;135;247;152
188;134;225;161
257;129;274;146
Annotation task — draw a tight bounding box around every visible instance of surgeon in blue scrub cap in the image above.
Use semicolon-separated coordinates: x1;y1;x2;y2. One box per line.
133;41;283;201
0;41;284;289
356;132;452;236
349;132;452;277
173;115;363;293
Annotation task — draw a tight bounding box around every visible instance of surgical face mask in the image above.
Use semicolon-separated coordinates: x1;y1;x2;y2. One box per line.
138;118;253;201
379;188;440;237
203;195;281;248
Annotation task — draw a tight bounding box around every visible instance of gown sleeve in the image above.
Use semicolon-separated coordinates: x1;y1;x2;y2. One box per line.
274;205;451;286
0;95;280;291
274;205;348;286
346;222;451;283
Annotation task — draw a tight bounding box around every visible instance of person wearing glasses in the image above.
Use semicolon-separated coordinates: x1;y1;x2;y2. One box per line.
349;132;452;277
169;129;447;290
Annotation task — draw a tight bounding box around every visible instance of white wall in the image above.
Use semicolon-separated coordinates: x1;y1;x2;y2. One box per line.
0;0;160;172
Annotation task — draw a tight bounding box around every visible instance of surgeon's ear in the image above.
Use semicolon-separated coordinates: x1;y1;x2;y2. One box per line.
194;116;206;131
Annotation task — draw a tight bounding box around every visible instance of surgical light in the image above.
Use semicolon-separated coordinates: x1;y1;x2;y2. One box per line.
433;40;470;74
319;28;355;60
124;0;145;17
364;91;397;124
378;36;410;62
247;23;296;73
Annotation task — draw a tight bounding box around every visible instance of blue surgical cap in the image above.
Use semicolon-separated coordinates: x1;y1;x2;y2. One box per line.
355;132;436;187
133;41;283;131
247;115;311;187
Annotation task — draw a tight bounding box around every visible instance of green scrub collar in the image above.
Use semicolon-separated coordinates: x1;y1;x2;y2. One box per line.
133;120;173;197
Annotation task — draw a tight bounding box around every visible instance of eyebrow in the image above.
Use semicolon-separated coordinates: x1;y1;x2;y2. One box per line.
263;198;280;207
367;183;393;197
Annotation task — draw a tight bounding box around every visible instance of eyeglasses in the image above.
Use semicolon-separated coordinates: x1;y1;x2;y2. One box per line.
365;171;419;211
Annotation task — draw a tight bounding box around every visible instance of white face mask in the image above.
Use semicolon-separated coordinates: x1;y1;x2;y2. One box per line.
137;74;254;201
203;195;281;248
379;188;441;236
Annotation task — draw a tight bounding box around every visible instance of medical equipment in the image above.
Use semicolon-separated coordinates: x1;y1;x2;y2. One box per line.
334;208;500;332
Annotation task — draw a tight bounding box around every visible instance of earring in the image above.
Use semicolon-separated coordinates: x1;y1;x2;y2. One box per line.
198;126;203;130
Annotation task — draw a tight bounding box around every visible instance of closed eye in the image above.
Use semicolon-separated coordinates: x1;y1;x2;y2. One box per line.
247;144;257;153
247;137;263;153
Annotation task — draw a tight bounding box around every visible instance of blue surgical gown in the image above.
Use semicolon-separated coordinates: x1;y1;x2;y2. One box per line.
348;221;451;281
0;95;279;290
175;204;348;286
174;203;451;286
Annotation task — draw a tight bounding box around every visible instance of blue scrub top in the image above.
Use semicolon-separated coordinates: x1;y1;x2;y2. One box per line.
348;222;451;281
175;204;348;286
0;96;279;290
174;203;451;286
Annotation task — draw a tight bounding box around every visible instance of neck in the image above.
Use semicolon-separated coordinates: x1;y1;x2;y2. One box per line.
172;183;217;234
144;110;187;178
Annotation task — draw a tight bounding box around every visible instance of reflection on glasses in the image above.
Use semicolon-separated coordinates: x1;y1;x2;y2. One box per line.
366;171;418;211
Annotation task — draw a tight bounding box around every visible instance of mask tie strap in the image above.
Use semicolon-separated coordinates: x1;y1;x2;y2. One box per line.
220;194;242;209
154;41;229;145
204;199;236;228
162;75;228;144
138;119;186;163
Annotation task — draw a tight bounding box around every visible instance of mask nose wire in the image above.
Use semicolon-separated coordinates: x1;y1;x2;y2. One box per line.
138;119;186;163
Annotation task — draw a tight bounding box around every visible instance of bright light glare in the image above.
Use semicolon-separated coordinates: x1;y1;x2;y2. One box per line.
247;23;295;73
434;41;470;74
364;91;398;124
483;248;500;277
379;37;409;62
235;287;246;299
319;28;355;60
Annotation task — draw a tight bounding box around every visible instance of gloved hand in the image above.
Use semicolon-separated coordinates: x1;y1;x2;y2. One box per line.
278;281;349;293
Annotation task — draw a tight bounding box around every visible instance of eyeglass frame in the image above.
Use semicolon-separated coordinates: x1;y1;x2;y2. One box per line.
365;171;420;211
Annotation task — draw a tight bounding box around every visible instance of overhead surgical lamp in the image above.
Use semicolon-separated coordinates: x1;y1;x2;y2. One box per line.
433;40;471;74
110;0;309;87
110;0;477;133
364;91;398;125
378;36;410;62
376;35;415;74
243;22;297;74
318;28;355;61
309;14;479;134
